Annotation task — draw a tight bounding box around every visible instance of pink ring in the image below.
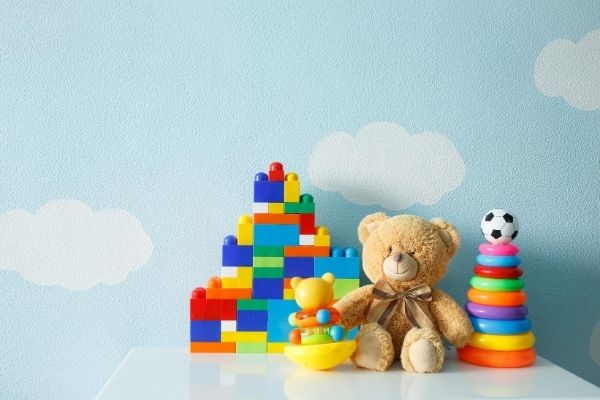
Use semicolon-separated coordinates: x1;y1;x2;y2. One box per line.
479;243;519;256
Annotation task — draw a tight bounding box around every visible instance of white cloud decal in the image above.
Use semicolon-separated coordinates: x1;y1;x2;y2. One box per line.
534;28;600;111
309;122;465;210
0;199;153;290
592;319;600;366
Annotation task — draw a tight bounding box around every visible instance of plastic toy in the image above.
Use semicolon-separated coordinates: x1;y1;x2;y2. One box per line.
470;276;524;291
189;162;361;353
457;345;536;368
458;209;536;367
480;209;519;244
284;273;356;369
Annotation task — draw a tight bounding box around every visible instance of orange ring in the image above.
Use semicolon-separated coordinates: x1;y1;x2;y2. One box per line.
467;288;527;306
458;345;536;368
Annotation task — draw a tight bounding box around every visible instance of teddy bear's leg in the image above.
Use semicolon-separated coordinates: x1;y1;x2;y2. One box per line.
350;322;395;371
400;327;445;373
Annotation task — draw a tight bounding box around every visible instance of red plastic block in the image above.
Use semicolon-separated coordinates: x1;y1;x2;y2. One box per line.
221;299;237;320
190;298;207;320
268;162;284;181
205;299;222;320
299;214;315;234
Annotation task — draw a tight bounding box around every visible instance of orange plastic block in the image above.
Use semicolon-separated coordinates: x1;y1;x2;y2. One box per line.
283;278;292;289
190;342;236;353
206;288;252;299
284;246;330;257
253;213;300;225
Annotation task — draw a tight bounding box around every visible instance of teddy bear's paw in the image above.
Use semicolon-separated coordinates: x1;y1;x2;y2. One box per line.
401;327;445;373
351;323;395;371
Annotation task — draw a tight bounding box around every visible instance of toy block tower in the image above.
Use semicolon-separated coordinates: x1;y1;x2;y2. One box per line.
189;162;361;353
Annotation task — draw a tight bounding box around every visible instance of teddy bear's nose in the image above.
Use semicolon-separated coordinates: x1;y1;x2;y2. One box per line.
392;252;403;262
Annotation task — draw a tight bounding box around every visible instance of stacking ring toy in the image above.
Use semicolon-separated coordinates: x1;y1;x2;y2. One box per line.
466;302;528;320
474;265;523;279
470;276;524;292
479;243;519;256
457;345;536;368
470;317;531;334
469;332;535;351
476;255;521;267
468;288;527;307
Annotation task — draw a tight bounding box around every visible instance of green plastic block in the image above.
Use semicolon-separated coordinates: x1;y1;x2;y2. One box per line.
253;267;284;278
253;256;284;268
333;279;360;299
236;342;267;353
253;245;284;257
284;202;315;214
237;299;268;310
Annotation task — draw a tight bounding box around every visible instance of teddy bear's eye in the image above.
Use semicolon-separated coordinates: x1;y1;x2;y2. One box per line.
387;246;393;254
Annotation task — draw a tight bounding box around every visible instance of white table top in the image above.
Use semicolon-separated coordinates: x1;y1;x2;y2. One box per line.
96;347;600;400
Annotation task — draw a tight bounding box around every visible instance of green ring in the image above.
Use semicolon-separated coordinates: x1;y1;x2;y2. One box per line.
470;276;524;292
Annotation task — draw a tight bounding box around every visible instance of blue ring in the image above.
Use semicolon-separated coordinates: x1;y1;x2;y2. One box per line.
477;254;521;267
470;317;532;334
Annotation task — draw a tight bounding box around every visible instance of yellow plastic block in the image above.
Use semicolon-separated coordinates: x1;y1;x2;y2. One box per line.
283;288;295;300
315;234;330;246
268;203;284;214
237;214;253;245
284;173;300;203
221;277;238;288
237;267;253;288
267;342;287;353
222;331;267;343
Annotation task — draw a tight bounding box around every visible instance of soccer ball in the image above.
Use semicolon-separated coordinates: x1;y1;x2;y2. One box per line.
480;209;519;244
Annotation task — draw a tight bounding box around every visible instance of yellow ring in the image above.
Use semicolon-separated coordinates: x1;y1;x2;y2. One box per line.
469;332;535;351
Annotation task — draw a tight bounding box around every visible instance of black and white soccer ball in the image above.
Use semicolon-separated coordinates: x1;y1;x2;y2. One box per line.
480;209;519;244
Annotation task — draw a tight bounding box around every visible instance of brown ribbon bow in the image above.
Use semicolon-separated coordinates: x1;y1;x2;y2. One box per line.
367;279;434;329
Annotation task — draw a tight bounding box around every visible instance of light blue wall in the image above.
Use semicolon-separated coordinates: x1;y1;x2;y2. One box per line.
1;1;599;398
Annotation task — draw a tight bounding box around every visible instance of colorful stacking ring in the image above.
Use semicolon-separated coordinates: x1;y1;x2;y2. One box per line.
479;243;519;256
467;288;527;307
470;276;524;292
469;332;535;351
476;255;521;267
466;302;528;320
457;345;536;368
470;317;531;334
474;265;523;279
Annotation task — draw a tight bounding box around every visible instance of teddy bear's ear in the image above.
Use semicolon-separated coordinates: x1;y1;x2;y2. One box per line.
430;218;461;257
357;212;389;244
321;272;335;285
290;277;302;289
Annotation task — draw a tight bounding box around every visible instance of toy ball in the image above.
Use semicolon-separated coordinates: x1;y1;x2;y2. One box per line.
316;309;331;324
330;325;345;342
480;209;519;244
289;329;302;345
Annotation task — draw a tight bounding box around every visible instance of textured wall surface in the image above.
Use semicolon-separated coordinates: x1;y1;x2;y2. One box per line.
0;1;599;398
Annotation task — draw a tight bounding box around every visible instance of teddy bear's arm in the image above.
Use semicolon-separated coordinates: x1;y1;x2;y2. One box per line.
430;288;473;348
333;284;374;329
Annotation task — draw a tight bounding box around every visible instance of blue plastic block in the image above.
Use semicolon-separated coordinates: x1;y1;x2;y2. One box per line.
254;173;284;202
222;235;253;266
253;278;283;299
237;310;268;331
267;299;299;321
254;225;299;246
190;320;221;342
283;257;314;278
314;257;360;278
267;320;292;342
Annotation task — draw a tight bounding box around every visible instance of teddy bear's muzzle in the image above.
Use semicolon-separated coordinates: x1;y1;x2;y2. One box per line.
383;252;418;281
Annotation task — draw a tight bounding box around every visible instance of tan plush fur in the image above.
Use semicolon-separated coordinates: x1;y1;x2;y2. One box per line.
334;213;473;372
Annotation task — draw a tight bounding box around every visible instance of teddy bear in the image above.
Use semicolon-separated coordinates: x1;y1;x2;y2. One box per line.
334;213;473;372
